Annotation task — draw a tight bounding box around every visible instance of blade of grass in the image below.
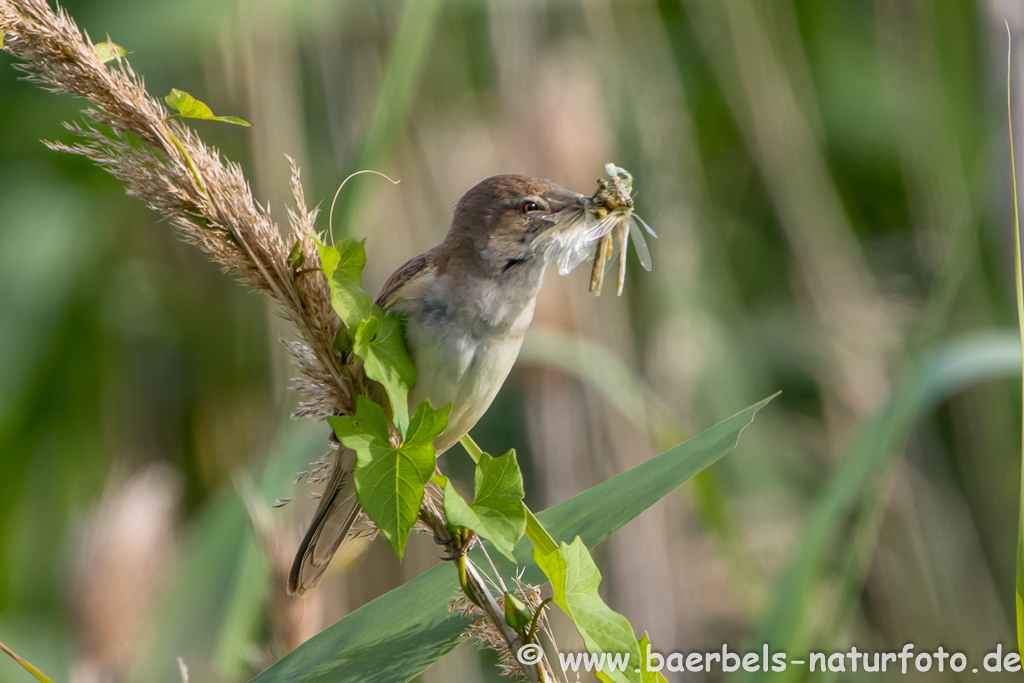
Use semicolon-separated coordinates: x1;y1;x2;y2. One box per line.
334;0;443;235
1007;24;1024;656
249;395;774;683
520;327;761;606
0;640;54;683
739;333;1023;683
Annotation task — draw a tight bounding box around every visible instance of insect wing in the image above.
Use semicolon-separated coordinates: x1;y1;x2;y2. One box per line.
628;215;653;271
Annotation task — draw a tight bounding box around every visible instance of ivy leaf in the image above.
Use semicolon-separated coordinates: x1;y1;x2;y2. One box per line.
165;88;252;126
638;634;669;683
534;537;641;683
354;307;416;436
329;398;448;559
443;450;527;562
315;237;373;328
93;41;128;63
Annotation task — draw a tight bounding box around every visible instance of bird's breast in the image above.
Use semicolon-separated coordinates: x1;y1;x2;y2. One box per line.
394;269;541;452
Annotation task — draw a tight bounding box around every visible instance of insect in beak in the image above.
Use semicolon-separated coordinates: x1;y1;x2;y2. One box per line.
533;163;657;296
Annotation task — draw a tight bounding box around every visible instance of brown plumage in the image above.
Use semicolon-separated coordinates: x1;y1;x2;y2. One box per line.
289;175;587;595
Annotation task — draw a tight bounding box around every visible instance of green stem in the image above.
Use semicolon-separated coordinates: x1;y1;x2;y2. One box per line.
166;130;206;195
456;553;481;609
0;640;55;683
525;597;556;643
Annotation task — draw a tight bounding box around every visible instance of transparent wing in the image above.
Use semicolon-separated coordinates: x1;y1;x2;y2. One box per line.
633;212;658;238
628;215;653;271
533;208;643;276
580;211;623;242
557;238;597;275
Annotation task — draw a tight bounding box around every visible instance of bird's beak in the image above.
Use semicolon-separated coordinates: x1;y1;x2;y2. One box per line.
538;189;591;225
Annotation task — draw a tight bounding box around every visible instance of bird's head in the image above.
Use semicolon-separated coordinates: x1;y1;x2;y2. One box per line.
444;174;589;275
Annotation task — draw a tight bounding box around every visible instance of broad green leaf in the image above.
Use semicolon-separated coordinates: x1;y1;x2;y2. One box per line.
315;240;340;276
314;237;373;329
327;270;372;327
164;88;251;126
638;634;669;683
459;435;558;555
443;450;526;561
403;398;449;447
329;395;390;448
249;395;774;683
354;308;416;436
535;538;640;683
329;398;447;559
93;41;128;64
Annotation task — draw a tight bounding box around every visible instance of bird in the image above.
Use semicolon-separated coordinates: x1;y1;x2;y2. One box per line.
288;174;589;595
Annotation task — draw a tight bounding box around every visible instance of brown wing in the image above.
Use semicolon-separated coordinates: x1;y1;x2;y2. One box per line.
374;250;435;310
289;250;436;595
288;447;361;595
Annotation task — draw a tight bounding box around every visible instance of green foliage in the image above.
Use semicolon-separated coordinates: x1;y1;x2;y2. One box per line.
329;397;448;560
739;335;1023;683
502;592;532;632
312;235;416;435
307;233;424;551
1007;46;1024;655
0;641;55;683
314;237;373;329
313;236;415;434
353;309;417;436
535;538;640;683
248;396;773;683
92;41;128;63
164;88;251;126
637;634;669;683
442;449;526;562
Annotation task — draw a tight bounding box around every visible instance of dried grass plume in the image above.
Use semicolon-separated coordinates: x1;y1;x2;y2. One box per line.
0;0;362;422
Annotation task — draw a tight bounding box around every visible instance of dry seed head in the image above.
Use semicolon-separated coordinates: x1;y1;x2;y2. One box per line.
0;0;363;422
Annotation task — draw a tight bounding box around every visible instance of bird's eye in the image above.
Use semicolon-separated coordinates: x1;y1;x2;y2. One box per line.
520;199;540;214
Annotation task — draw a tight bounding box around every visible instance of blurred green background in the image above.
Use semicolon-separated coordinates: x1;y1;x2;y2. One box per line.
2;0;1024;681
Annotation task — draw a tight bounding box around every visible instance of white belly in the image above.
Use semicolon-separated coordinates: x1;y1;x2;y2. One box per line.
395;270;539;453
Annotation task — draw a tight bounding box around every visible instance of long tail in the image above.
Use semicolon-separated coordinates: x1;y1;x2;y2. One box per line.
288;447;362;595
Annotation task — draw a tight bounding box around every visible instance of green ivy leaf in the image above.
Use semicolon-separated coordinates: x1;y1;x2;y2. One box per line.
443;450;526;562
354;307;416;436
329;398;448;559
638;633;669;683
93;41;128;63
534;537;641;683
165;88;252;126
315;237;373;328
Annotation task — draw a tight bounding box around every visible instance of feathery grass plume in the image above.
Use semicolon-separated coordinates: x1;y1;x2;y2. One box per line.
0;5;561;680
0;0;359;421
